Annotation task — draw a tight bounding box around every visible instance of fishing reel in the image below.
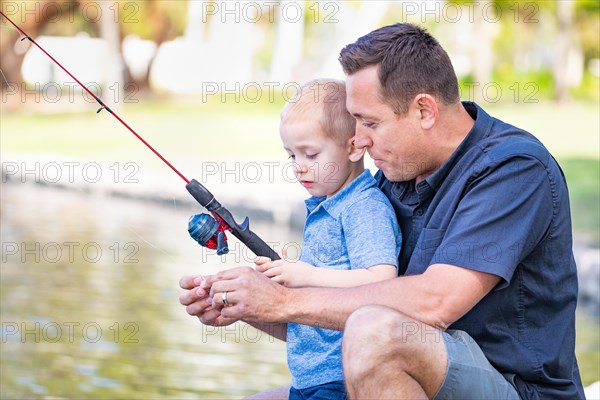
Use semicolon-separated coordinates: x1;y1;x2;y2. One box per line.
185;179;279;260
188;213;229;255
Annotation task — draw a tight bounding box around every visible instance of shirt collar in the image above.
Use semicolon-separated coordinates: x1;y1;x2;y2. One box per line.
425;102;493;192
304;169;375;217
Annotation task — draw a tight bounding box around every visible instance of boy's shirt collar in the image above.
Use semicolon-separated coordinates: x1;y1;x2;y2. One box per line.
304;169;375;217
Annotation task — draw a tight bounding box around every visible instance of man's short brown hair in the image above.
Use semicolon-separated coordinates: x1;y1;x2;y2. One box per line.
339;23;460;115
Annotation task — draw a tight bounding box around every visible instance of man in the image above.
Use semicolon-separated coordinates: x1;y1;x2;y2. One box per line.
180;23;584;399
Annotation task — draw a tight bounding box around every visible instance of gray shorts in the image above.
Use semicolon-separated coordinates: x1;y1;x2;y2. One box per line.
433;330;520;400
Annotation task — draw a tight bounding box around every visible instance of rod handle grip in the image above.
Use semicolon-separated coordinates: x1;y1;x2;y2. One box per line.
236;229;281;261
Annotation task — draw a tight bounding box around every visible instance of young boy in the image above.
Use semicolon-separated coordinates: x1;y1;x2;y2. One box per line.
255;79;402;400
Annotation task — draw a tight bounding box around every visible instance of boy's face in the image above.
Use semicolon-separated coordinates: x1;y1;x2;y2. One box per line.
280;119;357;198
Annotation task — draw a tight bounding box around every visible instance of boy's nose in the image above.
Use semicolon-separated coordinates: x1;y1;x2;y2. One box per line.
294;163;308;174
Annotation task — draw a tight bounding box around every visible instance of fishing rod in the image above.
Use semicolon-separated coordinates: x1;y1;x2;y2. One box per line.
1;11;280;261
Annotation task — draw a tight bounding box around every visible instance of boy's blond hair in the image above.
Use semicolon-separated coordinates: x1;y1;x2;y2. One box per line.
280;79;356;144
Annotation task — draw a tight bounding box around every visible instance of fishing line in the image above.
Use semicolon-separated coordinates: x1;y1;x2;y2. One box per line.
0;68;9;87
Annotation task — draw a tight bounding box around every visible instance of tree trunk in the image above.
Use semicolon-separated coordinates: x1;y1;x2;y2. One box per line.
99;1;125;111
470;0;495;104
270;0;305;83
318;1;390;78
0;2;61;91
0;30;24;91
554;0;575;103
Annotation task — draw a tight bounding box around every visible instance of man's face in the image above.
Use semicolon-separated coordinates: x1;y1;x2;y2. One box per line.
346;65;430;182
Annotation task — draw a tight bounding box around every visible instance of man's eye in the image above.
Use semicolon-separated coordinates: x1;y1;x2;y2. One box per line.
288;154;295;160
306;153;318;160
362;121;376;128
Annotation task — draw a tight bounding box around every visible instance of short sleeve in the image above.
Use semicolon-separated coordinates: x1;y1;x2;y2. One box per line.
432;155;555;288
342;195;402;270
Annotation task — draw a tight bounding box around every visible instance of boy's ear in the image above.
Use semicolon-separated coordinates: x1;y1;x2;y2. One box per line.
348;138;366;162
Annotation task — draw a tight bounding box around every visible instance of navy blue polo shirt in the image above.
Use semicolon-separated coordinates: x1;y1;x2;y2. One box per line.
376;102;584;399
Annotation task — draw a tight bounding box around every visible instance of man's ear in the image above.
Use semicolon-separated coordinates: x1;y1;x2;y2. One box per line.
348;138;367;162
413;94;438;130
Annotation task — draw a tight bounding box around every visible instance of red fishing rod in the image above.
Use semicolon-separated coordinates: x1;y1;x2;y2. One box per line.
1;11;280;261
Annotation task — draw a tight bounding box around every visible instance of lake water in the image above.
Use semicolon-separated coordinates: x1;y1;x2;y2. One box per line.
1;183;598;398
1;183;298;399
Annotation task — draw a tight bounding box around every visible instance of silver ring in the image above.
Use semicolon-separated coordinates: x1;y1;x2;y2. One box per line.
221;291;229;306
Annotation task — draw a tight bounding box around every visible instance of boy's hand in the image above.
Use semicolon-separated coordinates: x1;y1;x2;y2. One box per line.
255;256;315;288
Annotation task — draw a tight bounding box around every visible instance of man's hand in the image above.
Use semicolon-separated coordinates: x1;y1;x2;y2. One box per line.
178;275;238;327
204;267;291;324
255;256;315;288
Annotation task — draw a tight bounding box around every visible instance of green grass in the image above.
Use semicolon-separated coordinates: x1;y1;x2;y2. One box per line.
489;101;599;159
560;158;600;245
0;97;284;161
576;312;600;386
3;98;598;158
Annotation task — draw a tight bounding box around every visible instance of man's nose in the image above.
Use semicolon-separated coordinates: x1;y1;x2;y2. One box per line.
353;126;373;149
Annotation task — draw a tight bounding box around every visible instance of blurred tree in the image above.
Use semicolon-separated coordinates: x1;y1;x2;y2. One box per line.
317;1;390;78
575;0;600;64
417;0;598;102
119;0;187;42
484;0;597;102
117;0;187;91
185;0;205;42
555;0;575;102
99;1;124;111
0;0;187;93
0;0;94;90
270;0;305;83
470;0;495;103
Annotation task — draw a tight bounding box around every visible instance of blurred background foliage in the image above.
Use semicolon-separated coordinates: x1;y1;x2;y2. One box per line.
0;0;598;101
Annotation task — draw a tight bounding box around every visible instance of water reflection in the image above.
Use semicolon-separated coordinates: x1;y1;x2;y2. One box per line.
2;183;598;397
1;183;296;399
